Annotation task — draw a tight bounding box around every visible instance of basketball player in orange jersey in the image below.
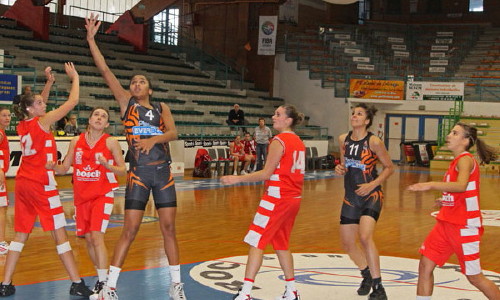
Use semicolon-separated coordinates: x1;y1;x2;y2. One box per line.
335;103;394;300
408;123;499;300
221;105;306;300
51;107;126;298
0;107;11;255
86;13;186;300
0;63;93;297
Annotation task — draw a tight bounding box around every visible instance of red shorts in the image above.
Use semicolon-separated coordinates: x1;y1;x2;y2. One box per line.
231;155;246;161
15;178;66;233
75;191;114;235
244;194;301;250
0;185;8;207
420;220;484;275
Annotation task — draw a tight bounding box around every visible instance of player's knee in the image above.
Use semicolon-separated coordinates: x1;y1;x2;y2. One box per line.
122;226;140;241
9;241;25;253
466;273;484;287
56;241;72;255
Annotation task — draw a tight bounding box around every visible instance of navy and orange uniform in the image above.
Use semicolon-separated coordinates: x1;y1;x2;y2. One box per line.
15;117;65;232
0;128;9;206
73;133;118;235
420;152;483;275
122;98;171;167
340;131;383;224
121;98;176;210
244;132;305;250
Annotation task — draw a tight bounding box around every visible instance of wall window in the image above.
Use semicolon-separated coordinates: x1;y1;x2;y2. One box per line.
152;8;179;45
469;0;483;12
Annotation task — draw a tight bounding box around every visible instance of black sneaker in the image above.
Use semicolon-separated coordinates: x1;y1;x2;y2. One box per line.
69;278;93;297
0;282;15;297
369;285;387;300
92;280;105;294
357;275;373;295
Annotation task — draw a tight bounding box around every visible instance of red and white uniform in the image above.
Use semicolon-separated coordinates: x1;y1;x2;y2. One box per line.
420;152;483;275
15;117;64;233
242;139;256;156
73;133;118;235
230;141;245;160
0;129;9;206
244;132;305;250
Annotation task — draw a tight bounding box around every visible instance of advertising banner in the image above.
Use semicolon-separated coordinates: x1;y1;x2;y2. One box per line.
349;79;405;100
258;16;278;55
406;81;464;101
0;74;19;103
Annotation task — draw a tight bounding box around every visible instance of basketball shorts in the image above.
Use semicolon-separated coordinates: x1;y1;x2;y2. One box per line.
15;178;66;233
75;191;114;235
340;188;383;224
0;184;8;207
243;194;301;251
420;220;484;275
125;162;177;210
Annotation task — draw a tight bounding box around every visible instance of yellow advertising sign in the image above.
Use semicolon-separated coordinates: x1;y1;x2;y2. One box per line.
349;79;405;100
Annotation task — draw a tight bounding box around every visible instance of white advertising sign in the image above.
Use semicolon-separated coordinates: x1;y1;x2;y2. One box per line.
258;16;278;55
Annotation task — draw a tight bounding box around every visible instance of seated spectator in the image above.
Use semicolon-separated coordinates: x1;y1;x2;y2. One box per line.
229;135;253;175
253;117;272;171
64;114;80;136
242;132;256;172
56;116;69;136
226;104;247;133
12;85;32;105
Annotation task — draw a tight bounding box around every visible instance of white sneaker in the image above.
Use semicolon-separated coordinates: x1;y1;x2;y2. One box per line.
0;241;8;255
169;282;186;300
275;288;300;300
240;170;247;175
98;285;118;300
234;289;252;300
233;171;238;175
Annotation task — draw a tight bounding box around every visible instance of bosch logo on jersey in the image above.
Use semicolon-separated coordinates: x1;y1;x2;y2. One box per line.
344;158;366;170
76;165;100;181
132;126;163;136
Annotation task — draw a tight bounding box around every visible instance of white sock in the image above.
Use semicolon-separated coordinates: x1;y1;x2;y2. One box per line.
107;265;121;288
241;279;253;295
97;269;107;282
286;279;296;291
169;265;181;284
416;296;431;300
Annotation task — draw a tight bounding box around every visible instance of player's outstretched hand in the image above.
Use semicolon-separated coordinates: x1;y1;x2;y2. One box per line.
44;66;55;83
64;62;78;80
220;175;240;185
407;182;432;192
85;13;101;41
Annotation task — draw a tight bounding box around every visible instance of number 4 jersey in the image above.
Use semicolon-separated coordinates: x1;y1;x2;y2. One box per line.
16;117;57;185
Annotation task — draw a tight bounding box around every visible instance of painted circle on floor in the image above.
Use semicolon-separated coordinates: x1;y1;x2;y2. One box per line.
189;253;500;300
431;210;500;226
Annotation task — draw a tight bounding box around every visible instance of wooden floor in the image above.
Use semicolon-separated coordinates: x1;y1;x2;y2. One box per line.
1;166;499;286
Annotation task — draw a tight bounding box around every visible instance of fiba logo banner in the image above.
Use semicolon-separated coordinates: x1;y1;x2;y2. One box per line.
189;253;500;299
258;16;278;56
431;210;500;226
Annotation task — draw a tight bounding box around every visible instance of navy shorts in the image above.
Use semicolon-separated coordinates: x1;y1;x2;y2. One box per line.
125;163;177;210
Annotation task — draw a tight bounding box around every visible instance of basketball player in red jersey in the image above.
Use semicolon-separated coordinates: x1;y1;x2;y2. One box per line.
0;107;11;255
52;107;126;298
86;13;186;300
408;123;499;300
221;105;306;300
335;103;394;300
0;63;93;297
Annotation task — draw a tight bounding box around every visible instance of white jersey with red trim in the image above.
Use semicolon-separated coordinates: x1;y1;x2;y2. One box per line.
264;132;305;199
16;117;57;186
437;152;482;227
73;133;118;205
